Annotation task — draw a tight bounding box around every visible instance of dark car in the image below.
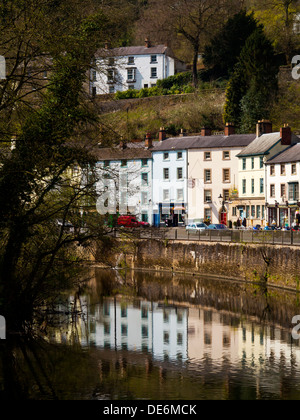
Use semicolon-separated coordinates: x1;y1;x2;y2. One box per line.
207;224;229;230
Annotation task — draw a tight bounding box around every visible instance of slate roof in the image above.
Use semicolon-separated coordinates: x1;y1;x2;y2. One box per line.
152;134;256;152
95;141;153;161
236;132;300;157
96;45;175;59
266;143;300;164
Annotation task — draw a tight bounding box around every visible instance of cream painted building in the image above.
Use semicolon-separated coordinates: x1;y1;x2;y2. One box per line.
234;123;300;228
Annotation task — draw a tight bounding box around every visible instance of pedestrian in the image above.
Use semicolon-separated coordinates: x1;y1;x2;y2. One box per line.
242;218;246;228
237;218;241;229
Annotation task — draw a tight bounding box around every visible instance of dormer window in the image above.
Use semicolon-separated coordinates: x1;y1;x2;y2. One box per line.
128;56;134;65
108;57;115;66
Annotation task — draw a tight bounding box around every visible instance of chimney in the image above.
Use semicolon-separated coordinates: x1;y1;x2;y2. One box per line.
201;127;212;136
179;128;186;137
120;138;126;149
281;124;292;145
256;120;273;137
105;41;110;49
145;132;152;149
224;122;235;136
159;127;167;141
145;37;151;48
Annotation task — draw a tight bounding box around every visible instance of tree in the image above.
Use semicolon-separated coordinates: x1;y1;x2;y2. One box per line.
249;0;300;60
223;27;280;131
135;0;246;87
0;0;126;333
203;10;261;80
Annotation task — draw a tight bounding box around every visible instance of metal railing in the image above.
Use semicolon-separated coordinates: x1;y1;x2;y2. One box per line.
112;227;300;246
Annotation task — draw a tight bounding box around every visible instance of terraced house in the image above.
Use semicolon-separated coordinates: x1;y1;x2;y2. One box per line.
234;121;300;228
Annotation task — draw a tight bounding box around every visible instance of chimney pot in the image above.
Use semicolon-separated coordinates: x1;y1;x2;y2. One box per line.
281;124;292;145
145;38;151;48
179;128;186;137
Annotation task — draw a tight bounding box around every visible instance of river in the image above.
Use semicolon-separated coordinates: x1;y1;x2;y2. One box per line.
1;268;300;400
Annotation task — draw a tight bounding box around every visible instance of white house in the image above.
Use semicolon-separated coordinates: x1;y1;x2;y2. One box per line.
265;143;300;227
95;136;153;224
90;39;186;95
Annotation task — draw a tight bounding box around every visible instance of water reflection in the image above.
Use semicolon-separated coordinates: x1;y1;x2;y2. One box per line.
2;268;300;400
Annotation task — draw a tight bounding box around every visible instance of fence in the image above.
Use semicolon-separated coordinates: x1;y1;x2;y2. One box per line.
113;227;300;246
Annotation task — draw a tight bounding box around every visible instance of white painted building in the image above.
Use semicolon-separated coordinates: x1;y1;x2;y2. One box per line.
265;143;300;227
91;39;186;95
95;138;153;224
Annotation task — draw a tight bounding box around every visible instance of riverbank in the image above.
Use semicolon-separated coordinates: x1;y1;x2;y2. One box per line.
94;238;300;291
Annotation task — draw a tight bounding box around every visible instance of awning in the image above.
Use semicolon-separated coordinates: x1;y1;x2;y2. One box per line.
174;206;186;211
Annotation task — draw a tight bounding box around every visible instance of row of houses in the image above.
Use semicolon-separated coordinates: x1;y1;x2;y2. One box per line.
95;120;300;228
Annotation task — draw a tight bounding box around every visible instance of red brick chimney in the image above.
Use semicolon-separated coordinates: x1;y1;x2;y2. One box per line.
120;138;126;149
281;124;292;145
225;122;235;136
159;127;166;141
256;120;273;137
145;38;151;48
145;132;152;148
201;127;212;136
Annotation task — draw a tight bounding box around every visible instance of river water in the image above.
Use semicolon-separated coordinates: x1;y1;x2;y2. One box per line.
1;268;300;400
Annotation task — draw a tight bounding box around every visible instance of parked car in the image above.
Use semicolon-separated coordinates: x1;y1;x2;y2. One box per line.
117;215;150;228
207;224;228;230
186;223;208;232
253;224;261;231
264;226;275;231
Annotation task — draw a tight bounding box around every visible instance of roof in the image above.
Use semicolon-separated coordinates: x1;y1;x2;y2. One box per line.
95;141;153;161
96;45;175;59
236;132;300;157
152;134;256;152
266;143;300;164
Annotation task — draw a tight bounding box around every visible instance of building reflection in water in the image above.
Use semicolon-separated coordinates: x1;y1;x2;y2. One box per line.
53;295;300;375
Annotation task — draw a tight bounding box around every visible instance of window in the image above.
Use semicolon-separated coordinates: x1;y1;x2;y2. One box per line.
151;67;157;78
270;165;275;176
289;183;299;201
109;86;115;93
260;178;264;194
141;173;148;186
163;189;169;201
260;157;264;169
204;208;212;221
280;164;286;175
242;179;246;194
246;205;250;218
107;69;114;83
262;205;265;219
141;158;148;167
251;205;255;218
251;179;254;194
256;206;261;219
163;168;169;180
127;68;135;81
177;167;183;180
141;192;148;205
223;151;230;160
292;164;297;175
204;190;212;203
251;157;255;169
108;57;115;66
204;169;211;183
163;152;169;160
177;152;183;160
204;152;211;161
232;207;237;217
280;184;286;199
223;189;230;202
270;184;275;198
121;159;127;167
128;56;134;65
150;54;157;63
92;70;97;81
242;158;246;170
223;169;230;183
104;160;110;167
177;189;183;201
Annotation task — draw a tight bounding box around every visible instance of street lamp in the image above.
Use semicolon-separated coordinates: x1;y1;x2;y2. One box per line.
218;194;225;211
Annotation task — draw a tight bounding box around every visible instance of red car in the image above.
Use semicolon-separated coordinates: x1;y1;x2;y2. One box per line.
117;215;150;228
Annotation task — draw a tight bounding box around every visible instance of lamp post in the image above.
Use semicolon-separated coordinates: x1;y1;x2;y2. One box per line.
218;194;226;225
